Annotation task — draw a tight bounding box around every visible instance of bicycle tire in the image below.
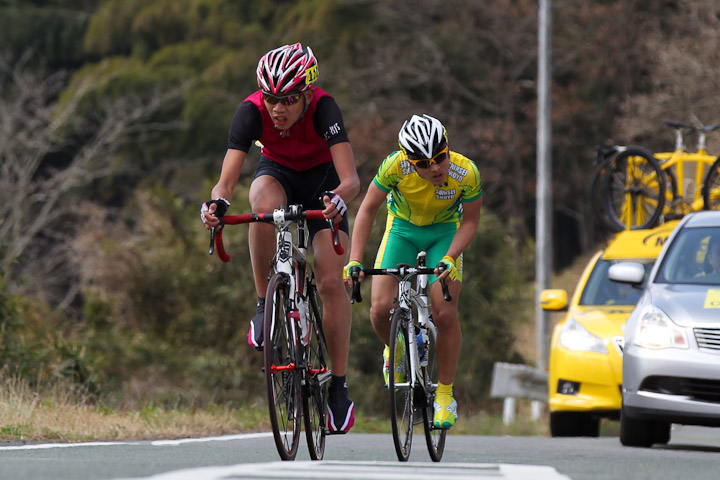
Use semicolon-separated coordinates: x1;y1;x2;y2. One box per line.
600;146;666;231
703;157;720;210
302;281;329;460
589;155;616;230
264;272;301;461
421;316;446;462
389;307;413;462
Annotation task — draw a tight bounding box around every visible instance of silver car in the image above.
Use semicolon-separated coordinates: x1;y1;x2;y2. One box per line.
609;211;720;447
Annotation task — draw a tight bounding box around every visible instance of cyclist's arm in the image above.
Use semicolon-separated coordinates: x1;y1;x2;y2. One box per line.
347;182;387;265
205;148;246;228
328;141;360;205
445;197;482;260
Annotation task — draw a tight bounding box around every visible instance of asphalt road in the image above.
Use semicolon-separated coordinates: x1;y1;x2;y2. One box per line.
1;425;719;480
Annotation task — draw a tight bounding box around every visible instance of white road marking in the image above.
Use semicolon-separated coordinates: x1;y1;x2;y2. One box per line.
0;432;273;450
111;460;572;480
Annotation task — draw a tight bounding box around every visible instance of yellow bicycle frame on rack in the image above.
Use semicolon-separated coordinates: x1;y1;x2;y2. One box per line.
653;120;719;216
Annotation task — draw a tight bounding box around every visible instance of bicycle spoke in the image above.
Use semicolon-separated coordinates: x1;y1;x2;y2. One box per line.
264;273;301;461
389;308;413;462
601;149;665;231
421;317;446;462
302;285;329;461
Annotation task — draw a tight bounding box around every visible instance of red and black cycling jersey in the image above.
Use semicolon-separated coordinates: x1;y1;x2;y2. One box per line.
227;86;349;172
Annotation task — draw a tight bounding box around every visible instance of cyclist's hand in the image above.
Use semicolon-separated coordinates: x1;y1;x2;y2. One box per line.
201;198;230;230
321;190;346;223
343;260;364;285
435;255;459;281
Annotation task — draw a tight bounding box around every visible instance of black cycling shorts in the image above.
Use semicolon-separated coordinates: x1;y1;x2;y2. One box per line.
253;155;349;241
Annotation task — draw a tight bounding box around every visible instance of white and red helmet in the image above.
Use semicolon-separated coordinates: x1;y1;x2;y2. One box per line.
256;43;319;95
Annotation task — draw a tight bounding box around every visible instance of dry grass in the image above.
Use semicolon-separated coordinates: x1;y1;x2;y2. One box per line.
0;376;270;442
0;376;547;443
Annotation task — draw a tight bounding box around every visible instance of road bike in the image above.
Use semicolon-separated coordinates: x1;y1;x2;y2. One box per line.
349;252;451;462
209;205;344;461
597;119;720;231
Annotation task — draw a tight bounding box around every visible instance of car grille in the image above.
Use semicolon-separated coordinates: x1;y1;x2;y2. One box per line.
640;376;720;403
695;328;720;352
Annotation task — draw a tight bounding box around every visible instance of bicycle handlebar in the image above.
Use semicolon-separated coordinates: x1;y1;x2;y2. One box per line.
209;208;344;262
350;265;452;304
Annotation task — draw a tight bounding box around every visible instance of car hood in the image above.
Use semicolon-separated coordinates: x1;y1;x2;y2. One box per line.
648;284;720;326
570;305;633;337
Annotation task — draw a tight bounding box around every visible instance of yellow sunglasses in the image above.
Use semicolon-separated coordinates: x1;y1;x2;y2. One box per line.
408;145;449;169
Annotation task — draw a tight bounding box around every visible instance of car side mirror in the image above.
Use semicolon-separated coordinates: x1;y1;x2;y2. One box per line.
608;262;645;285
540;289;568;311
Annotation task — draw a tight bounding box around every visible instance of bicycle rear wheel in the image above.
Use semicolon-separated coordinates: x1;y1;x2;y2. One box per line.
703;157;720;210
264;273;301;461
389;307;413;462
600;147;666;231
421;317;447;462
302;282;329;460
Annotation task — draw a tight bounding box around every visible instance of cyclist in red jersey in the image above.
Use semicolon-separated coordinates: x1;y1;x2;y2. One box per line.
201;43;360;433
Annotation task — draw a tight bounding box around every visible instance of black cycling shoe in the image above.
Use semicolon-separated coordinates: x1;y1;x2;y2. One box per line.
247;298;265;351
327;384;355;434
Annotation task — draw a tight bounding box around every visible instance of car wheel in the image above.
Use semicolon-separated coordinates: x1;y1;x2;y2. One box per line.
550;411;600;437
620;402;655;447
654;421;671;445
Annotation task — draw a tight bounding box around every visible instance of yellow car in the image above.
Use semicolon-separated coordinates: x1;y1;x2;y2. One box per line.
540;221;678;436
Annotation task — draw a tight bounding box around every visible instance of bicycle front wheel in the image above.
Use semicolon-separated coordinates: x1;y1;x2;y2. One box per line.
302;282;329;460
600;147;666;231
703;157;720;210
264;273;301;461
389;307;413;462
421;318;446;462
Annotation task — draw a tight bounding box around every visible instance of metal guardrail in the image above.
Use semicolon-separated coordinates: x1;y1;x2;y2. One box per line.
490;362;549;424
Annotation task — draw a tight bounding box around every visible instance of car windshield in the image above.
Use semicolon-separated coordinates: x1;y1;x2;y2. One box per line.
654;227;720;285
579;259;651;306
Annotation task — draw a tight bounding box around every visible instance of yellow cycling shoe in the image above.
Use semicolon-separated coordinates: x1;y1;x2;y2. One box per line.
382;336;406;387
433;395;458;429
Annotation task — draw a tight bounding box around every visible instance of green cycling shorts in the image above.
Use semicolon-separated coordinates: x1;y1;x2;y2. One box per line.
374;215;463;284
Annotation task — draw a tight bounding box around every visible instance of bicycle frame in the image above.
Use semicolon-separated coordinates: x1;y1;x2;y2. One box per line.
653;120;719;213
391;259;436;395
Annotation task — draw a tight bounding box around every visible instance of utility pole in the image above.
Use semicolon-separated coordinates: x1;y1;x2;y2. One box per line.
536;0;552;372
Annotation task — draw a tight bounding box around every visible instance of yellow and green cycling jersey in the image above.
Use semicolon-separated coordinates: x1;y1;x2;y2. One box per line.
373;150;482;226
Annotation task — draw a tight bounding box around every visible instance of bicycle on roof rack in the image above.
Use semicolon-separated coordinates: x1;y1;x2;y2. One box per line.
595;119;720;232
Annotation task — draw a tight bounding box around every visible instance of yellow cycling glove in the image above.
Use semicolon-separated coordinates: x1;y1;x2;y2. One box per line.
437;255;460;281
343;260;363;280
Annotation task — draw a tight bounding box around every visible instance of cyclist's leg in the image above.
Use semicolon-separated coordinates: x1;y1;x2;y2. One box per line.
247;157;289;349
305;162;354;432
373;216;420;385
426;228;462;428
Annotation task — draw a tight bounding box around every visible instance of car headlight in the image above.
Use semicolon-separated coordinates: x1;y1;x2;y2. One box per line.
559;318;608;354
633;305;688;349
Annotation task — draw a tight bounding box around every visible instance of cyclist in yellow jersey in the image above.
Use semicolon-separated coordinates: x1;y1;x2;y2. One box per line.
344;114;482;428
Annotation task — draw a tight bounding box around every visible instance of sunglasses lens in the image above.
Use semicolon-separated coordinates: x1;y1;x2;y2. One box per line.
284;94;301;105
263;93;302;106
